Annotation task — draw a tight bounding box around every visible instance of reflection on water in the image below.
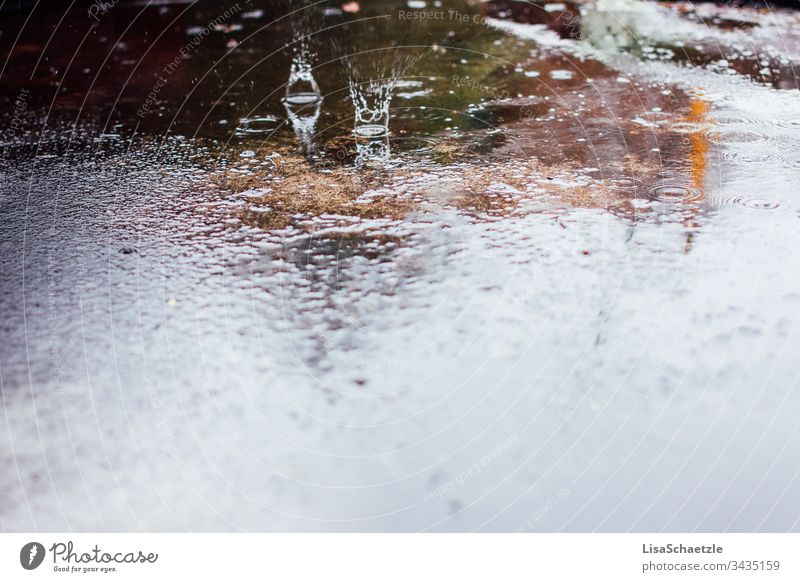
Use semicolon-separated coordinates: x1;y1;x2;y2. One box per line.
2;0;800;532
284;45;323;155
285;94;323;154
354;132;391;167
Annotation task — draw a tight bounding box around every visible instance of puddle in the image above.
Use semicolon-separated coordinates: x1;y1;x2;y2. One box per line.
2;0;800;533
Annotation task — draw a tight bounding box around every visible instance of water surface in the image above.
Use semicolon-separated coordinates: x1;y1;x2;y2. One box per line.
1;0;800;531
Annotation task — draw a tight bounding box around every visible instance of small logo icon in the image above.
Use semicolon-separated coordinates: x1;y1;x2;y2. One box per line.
20;542;46;570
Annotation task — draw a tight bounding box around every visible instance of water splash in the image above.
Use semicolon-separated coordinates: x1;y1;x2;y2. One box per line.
283;22;322;154
284;46;322;154
284;51;321;107
285;7;320;99
349;79;393;139
340;16;429;165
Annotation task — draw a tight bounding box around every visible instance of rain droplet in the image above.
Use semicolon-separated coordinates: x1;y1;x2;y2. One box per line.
646;181;703;203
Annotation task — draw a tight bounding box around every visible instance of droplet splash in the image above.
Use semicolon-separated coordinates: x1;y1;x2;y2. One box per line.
646;181;704;203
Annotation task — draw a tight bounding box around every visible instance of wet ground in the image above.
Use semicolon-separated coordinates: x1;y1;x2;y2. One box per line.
1;0;800;532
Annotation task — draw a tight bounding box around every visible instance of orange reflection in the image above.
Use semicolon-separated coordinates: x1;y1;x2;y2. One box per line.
683;92;711;253
688;97;711;191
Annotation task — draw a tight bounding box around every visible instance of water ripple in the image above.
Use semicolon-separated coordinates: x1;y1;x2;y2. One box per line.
646;181;704;203
710;193;792;213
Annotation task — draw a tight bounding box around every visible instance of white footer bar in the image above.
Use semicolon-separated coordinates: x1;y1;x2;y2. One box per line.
1;534;796;581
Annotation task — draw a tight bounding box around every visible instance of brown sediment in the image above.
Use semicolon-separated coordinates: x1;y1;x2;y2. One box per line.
210;154;414;231
210;145;672;232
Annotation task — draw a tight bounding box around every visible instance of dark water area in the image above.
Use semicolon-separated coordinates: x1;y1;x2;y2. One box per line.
2;0;508;144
